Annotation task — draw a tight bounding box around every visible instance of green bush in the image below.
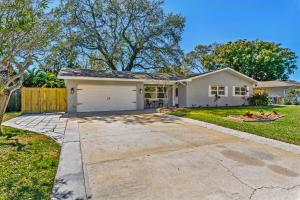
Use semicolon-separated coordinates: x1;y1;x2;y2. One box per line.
249;93;269;106
283;99;293;105
23;68;65;88
284;89;300;105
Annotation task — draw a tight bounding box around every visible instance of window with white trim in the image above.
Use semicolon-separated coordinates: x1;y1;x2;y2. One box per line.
210;86;225;96
234;86;247;96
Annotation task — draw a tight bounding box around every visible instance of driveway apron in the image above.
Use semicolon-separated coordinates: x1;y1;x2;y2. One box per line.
76;113;300;200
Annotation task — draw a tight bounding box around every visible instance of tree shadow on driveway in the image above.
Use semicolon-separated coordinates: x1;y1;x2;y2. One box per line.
69;110;178;125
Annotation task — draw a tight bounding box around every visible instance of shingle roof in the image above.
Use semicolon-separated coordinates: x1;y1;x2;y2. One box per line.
58;68;201;81
257;80;300;88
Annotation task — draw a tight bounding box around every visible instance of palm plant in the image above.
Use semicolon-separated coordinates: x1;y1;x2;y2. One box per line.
23;68;42;87
23;68;64;88
37;73;64;88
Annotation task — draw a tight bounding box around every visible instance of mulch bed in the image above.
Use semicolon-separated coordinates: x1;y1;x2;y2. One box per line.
227;113;284;122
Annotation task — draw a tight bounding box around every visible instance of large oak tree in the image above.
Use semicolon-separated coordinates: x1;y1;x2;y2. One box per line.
185;40;297;81
60;0;185;71
0;0;59;124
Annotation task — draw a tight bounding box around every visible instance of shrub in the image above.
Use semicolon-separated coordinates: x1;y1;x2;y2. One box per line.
284;89;300;105
249;93;269;106
283;99;293;105
24;68;65;88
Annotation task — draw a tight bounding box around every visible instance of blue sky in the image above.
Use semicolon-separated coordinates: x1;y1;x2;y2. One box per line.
49;0;300;81
164;0;300;81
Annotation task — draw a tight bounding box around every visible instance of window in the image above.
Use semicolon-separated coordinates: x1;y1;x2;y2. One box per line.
175;88;178;97
144;85;169;108
234;86;248;96
210;86;226;96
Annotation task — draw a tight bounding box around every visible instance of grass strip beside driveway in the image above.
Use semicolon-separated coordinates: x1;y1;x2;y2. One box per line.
0;113;60;200
169;105;300;146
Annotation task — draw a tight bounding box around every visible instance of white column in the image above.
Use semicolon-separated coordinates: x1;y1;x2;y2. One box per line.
172;84;176;107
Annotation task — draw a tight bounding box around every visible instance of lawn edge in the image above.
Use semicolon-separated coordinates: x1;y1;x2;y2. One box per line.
166;114;300;155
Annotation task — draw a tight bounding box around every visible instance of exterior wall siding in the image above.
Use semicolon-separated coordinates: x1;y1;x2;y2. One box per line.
178;83;187;107
186;71;254;107
65;80;78;113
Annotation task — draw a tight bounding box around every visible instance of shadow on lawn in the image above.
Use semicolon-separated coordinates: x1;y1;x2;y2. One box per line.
0;131;26;151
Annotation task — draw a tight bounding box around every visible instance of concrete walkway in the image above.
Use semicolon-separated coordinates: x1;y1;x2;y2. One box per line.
2;113;68;144
51;119;87;200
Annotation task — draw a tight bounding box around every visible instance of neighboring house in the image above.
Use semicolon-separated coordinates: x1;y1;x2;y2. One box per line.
58;67;257;113
254;80;300;104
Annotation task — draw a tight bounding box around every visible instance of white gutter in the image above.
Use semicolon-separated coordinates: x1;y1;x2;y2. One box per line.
57;75;184;83
58;67;255;84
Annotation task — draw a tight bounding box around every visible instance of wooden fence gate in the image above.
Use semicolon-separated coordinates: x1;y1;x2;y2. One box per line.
21;88;67;113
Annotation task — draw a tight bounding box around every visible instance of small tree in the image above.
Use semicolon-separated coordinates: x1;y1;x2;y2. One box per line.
241;85;249;106
214;94;221;107
0;0;59;124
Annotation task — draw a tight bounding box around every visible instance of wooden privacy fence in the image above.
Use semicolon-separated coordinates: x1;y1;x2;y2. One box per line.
21;88;67;113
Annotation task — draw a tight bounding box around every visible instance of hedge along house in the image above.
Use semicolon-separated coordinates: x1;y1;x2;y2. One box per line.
58;67;257;113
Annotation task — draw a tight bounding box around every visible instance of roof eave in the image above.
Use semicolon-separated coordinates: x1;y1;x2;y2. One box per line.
183;68;257;84
58;75;179;83
256;85;300;89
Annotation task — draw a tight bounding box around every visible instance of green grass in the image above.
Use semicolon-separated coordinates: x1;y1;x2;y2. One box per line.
170;105;300;146
2;112;21;122
0;112;60;200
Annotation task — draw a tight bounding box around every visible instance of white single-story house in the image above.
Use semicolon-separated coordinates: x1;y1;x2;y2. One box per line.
58;67;257;113
254;80;300;104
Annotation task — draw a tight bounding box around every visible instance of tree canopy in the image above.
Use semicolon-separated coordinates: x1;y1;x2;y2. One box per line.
0;0;59;123
185;40;297;81
59;0;185;71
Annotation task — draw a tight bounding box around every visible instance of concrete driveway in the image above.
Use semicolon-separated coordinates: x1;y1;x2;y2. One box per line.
75;113;300;200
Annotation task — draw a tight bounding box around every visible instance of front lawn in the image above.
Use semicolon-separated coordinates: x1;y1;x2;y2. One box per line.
170;105;300;146
0;112;60;200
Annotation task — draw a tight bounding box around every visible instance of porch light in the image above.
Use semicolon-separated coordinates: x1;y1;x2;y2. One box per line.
139;88;143;94
71;88;75;94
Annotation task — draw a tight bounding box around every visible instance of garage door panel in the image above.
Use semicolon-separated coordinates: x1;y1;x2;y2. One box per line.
77;84;137;112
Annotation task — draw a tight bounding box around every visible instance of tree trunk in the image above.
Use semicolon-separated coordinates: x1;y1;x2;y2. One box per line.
0;91;11;125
